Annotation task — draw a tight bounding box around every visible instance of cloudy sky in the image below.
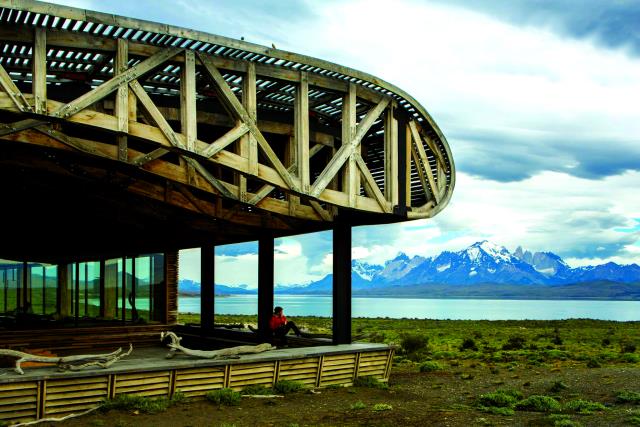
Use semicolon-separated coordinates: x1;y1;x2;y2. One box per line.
50;0;640;287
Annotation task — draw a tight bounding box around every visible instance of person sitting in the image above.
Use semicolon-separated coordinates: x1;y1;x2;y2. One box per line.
270;306;301;339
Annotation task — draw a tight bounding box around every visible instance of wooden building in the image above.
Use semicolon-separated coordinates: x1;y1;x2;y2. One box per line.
0;0;455;422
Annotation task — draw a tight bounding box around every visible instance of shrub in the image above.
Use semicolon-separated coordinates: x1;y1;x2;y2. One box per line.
616;390;640;404
274;380;304;394
547;414;581;427
563;399;607;414
620;353;640;363
586;358;601;368
350;401;366;410
419;361;443;372
601;337;611;347
479;406;514;416
621;342;637;353
101;393;185;414
206;388;241;406
460;337;478;352
353;376;389;389
549;381;569;393
241;384;273;395
400;333;428;354
478;389;522;408
515;395;562;412
502;336;526;351
372;403;393;411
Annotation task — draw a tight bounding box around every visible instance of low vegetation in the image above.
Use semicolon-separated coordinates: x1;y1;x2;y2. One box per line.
206;388;241;406
101;392;186;414
58;316;639;426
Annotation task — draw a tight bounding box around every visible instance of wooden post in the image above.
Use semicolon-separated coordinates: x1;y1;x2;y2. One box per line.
332;223;352;344
258;235;274;341
395;109;408;215
104;260;118;319
57;264;70;318
201;245;215;332
22;262;28;312
99;260;106;318
115;39;129;162
181;50;197;185
384;103;398;206
153;253;165;322
342;84;357;207
295;71;309;193
239;61;257;201
121;257;126;323
74;262;80;325
32;28;47;114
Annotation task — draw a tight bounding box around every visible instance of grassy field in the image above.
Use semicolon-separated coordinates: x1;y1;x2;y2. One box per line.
53;316;640;426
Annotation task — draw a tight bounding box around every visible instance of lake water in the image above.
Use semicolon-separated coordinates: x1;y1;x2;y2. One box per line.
178;295;640;321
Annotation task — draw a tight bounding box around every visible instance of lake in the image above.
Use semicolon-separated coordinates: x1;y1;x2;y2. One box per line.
178;295;640;321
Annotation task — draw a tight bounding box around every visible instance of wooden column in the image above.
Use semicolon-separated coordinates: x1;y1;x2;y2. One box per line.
165;251;179;325
342;84;358;207
384;102;399;206
295;71;309;193
200;245;215;332
104;260;117;319
115;39;129;162
57;264;70;318
258;236;275;341
395;110;408;215
99;260;106;318
181;50;197;184
332;223;352;344
239;61;257;201
32;28;47;114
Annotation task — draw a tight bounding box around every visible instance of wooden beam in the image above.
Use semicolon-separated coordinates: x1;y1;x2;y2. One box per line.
295;71;310;193
384;104;398;206
181;50;197;184
183;156;237;200
32;27;47;115
115;39;129;162
409;120;439;204
248;143;324;205
0;63;32;112
354;153;391;213
199;123;249;158
52;47;181;119
129;79;186;150
411;141;431;203
197;53;298;192
342;84;357;207
311;96;390;199
0;119;46;137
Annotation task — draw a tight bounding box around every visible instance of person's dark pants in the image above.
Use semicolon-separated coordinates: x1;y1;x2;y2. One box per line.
273;321;301;340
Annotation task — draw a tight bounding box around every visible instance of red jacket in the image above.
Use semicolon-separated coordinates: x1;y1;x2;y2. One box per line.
270;314;287;330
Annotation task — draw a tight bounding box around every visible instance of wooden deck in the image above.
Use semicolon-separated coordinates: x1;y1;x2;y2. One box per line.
0;342;393;423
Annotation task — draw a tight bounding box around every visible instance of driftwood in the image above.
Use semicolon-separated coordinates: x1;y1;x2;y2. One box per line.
160;331;275;359
241;394;284;398
0;344;133;375
9;406;100;427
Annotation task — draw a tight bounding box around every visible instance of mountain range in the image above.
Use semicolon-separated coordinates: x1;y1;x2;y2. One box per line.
179;241;640;299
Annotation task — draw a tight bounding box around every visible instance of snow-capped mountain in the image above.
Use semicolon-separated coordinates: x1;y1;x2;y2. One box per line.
283;241;640;294
352;259;383;281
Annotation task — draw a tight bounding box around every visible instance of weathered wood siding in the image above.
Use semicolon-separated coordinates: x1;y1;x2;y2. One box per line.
0;347;393;423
